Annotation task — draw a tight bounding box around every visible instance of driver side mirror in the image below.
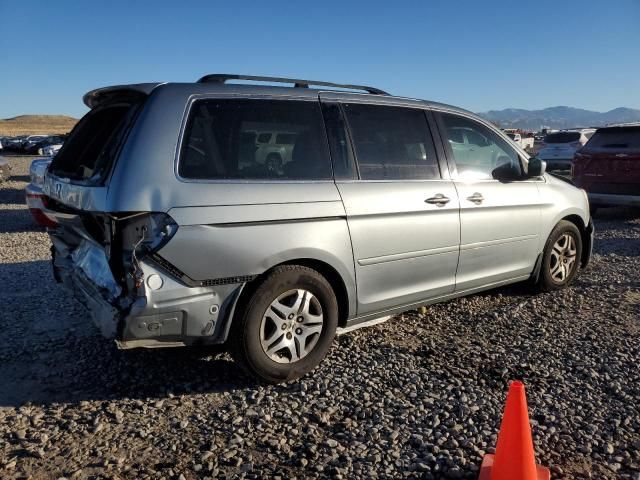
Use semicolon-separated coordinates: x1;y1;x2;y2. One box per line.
491;162;522;182
527;157;546;177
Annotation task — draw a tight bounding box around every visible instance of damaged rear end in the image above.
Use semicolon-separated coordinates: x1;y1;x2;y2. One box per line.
43;83;230;347
47;205;178;340
44;83;246;349
43;84;157;340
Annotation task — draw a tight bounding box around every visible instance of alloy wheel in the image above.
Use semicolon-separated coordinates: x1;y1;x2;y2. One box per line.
549;233;577;283
259;289;324;364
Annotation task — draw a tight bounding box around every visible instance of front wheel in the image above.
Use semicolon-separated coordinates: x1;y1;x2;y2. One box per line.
538;220;583;291
230;265;338;383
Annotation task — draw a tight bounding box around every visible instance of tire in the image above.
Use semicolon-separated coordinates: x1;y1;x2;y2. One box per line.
230;265;338;383
265;153;283;172
538;220;583;291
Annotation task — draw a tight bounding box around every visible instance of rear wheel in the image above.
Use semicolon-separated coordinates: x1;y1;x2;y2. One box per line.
265;153;283;173
230;265;338;383
538;220;582;291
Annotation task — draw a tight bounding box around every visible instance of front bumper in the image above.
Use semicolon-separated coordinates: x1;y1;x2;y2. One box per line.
588;192;640;208
51;238;243;348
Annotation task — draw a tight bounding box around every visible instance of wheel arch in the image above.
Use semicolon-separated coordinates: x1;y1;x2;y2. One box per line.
228;257;353;340
559;213;592;268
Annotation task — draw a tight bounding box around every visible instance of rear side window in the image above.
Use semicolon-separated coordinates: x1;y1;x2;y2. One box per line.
544;131;581;144
179;99;332;180
343;103;440;180
585;128;640;150
49;103;140;182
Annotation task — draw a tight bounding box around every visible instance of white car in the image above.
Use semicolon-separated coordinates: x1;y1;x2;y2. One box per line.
39;143;63;156
537;129;596;170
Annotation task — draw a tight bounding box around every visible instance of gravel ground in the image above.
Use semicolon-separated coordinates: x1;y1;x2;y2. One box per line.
1;155;639;480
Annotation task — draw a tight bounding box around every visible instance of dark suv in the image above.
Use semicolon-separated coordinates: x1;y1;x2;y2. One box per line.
573;125;640;211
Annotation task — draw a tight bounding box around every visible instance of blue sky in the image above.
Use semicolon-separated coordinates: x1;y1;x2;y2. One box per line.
1;0;639;118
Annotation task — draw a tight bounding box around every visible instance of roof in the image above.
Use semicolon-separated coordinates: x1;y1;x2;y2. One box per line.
81;74;475;118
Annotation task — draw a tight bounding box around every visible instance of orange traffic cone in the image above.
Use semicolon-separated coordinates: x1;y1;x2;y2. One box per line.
479;381;550;480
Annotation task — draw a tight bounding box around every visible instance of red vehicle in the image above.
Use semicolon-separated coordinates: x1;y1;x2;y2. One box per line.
573;125;640;212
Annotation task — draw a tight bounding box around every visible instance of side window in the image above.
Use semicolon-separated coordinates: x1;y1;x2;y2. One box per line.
343;103;440;180
439;113;522;180
179;99;332;180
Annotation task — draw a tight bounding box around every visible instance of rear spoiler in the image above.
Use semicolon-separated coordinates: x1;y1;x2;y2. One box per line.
83;83;164;108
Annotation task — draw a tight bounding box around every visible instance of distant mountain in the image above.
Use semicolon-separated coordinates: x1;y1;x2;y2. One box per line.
0;115;77;136
478;106;640;131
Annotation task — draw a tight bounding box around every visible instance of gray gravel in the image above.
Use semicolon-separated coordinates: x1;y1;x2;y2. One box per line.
1;155;639;479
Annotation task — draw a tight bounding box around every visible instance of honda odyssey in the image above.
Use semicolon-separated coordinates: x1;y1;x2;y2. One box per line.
43;74;594;383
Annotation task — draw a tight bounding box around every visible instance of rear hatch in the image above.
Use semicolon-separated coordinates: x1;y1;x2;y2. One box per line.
43;84;178;338
573;126;640;195
539;131;582;159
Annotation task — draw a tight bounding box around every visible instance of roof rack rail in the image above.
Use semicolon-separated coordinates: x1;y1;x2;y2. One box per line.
196;74;389;95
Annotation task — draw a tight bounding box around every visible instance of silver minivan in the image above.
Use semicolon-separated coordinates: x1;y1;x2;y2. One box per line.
43;75;593;383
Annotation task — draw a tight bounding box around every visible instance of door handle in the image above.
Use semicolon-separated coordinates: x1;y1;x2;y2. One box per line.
425;193;451;207
467;192;484;204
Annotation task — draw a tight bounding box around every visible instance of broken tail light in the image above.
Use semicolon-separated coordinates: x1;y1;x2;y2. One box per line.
118;212;179;257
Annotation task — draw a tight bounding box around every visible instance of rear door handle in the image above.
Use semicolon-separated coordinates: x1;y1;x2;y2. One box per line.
425;193;451;207
467;192;484;204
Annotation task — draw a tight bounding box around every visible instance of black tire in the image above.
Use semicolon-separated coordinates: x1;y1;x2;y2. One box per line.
538;220;583;291
265;153;283;172
230;265;338;383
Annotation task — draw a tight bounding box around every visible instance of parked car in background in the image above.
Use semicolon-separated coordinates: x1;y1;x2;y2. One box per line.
41;143;63;156
24;135;65;155
504;129;535;151
21;135;49;152
537;128;596;170
2;136;25;152
26;157;56;227
43;74;593;383
573;124;640;211
0;156;11;182
253;130;299;172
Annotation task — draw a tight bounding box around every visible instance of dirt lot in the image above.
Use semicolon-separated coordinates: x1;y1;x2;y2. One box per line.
0;155;639;479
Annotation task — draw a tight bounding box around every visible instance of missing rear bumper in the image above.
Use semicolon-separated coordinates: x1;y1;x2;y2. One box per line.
52;238;245;347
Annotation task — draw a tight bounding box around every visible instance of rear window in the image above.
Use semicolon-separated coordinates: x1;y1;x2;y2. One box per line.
179;99;332;180
49;103;140;182
544;131;581;144
585;128;640;150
